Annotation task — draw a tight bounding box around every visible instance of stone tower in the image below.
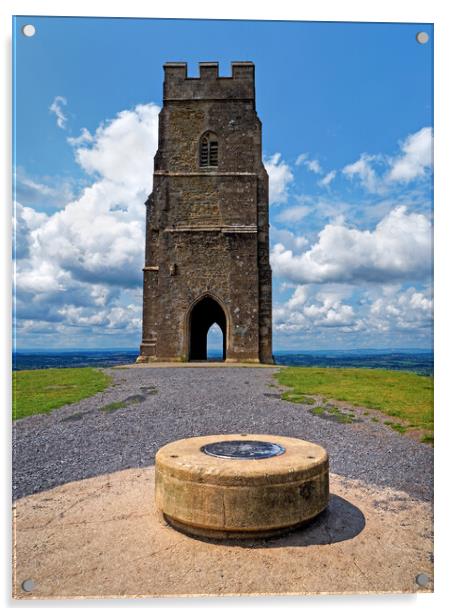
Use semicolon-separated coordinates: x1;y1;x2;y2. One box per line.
137;61;272;363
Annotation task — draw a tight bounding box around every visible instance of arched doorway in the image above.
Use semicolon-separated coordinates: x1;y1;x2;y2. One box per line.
189;295;227;361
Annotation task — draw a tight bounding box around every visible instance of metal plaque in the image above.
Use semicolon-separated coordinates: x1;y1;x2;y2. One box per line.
201;440;286;459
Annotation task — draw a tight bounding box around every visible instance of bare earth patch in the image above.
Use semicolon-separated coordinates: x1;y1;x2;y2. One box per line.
13;466;433;598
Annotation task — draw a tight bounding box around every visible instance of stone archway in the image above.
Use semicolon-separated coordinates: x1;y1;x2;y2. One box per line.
188;295;227;361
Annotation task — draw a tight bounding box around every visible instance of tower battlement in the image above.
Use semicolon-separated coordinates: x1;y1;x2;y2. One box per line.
163;61;255;101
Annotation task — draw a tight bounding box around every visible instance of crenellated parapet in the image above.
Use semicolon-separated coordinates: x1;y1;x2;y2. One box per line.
163;61;255;102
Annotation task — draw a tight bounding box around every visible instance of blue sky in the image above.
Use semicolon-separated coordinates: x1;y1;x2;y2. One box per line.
13;16;433;350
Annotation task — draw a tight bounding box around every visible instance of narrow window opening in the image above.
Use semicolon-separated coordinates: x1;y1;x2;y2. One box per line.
209;141;218;166
200;132;218;167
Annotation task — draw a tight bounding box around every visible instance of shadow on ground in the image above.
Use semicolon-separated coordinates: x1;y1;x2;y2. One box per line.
165;494;366;548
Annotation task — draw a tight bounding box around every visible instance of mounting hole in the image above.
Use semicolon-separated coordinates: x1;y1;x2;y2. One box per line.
416;32;429;45
416;573;429;587
21;579;35;592
22;24;36;37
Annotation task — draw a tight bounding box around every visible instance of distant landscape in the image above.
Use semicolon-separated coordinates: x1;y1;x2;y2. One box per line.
13;348;433;376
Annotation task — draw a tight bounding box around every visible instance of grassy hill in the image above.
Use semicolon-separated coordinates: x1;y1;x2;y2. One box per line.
276;366;433;443
13;367;111;420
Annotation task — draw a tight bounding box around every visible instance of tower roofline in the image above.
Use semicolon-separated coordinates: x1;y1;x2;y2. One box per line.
163;61;255;101
163;61;254;78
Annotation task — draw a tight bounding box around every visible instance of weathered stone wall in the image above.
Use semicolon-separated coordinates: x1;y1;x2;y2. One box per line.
138;61;273;363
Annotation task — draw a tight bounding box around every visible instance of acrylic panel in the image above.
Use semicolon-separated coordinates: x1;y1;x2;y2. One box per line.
12;16;433;599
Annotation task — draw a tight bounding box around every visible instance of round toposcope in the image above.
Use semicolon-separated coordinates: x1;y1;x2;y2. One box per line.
155;434;329;539
201;439;285;459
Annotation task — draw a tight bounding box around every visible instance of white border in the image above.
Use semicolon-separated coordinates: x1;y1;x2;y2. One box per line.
2;1;451;614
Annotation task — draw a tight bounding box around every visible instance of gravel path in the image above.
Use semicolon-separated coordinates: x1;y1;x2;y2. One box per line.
13;366;433;502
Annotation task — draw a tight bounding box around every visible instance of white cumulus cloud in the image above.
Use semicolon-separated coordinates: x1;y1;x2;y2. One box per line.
264;153;294;204
295;152;323;174
13;203;48;260
342;127;433;193
67;127;94;147
343;154;379;193
270;206;432;285
276;205;310;224
274;285;359;333
49;96;68;129
306;159;322;174
14;102;161;338
318;170;336;188
273;282;432;340
14;167;76;211
369;286;433;331
386;127;433;183
73;104;158;190
271;227;308;252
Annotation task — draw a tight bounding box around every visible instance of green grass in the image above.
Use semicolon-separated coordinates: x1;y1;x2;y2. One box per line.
13;367;111;420
324;406;354;423
100;394;145;413
308;405;355;424
311;406;325;416
101;401;127;413
389;423;407;434
283;393;316;405
277;367;433;433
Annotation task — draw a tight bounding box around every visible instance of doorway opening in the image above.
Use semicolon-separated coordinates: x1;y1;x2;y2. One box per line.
207;323;224;361
189;296;227;361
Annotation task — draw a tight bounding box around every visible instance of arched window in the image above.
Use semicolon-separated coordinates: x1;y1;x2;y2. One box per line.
199;132;218;167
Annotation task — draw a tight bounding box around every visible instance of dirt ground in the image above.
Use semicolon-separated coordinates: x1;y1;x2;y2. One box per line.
13;466;433;599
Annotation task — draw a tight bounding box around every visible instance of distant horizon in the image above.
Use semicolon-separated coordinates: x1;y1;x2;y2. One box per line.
13;345;433;376
13;346;433;353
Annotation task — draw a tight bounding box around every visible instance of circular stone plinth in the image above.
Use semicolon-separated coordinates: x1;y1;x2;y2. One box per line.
155;434;329;539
